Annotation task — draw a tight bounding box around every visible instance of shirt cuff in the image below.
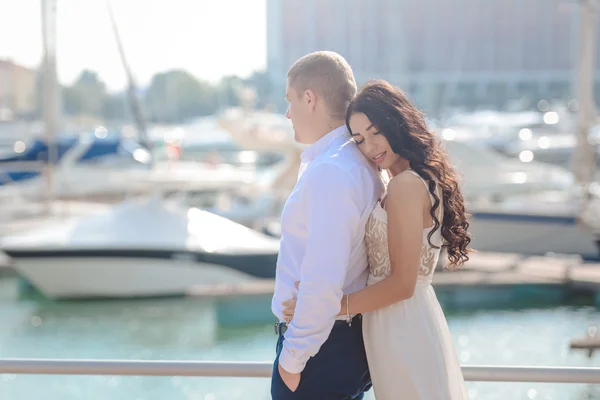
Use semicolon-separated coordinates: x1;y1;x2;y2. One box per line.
278;345;308;374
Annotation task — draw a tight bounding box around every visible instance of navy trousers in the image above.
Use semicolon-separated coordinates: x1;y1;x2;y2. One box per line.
271;316;372;400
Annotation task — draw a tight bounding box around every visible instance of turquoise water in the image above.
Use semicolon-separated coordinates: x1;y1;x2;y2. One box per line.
0;278;599;400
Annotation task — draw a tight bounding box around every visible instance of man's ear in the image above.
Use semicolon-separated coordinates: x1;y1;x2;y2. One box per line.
304;89;317;112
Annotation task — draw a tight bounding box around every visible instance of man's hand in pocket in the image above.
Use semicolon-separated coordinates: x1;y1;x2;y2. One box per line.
278;363;301;392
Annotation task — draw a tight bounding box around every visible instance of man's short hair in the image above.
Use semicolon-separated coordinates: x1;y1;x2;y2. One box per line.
287;51;357;120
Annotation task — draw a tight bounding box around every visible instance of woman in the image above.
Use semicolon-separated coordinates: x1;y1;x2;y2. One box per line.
282;80;472;399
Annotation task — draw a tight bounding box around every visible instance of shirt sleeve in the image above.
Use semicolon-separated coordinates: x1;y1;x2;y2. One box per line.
278;162;362;374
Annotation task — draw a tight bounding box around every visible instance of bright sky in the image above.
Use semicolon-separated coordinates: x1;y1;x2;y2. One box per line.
0;0;267;92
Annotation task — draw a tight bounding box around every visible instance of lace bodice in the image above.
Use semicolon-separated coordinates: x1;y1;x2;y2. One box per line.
365;170;443;284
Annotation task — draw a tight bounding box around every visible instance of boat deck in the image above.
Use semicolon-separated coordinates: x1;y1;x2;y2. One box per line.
186;251;600;299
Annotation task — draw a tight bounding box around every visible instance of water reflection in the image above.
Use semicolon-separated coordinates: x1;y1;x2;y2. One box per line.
0;278;598;399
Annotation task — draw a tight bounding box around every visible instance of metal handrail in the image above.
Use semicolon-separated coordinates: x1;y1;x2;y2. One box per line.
1;359;599;383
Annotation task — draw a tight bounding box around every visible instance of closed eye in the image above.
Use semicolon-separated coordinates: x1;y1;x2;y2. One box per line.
350;136;364;145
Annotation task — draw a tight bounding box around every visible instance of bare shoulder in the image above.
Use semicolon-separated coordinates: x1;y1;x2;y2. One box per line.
387;171;428;199
385;172;431;215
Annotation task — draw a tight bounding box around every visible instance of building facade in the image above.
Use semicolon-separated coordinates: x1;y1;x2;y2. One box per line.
266;0;598;115
0;59;37;119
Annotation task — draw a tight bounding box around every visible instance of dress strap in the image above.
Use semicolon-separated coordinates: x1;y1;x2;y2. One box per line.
378;170;390;208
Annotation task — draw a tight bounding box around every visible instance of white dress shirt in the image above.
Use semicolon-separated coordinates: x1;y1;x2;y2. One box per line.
271;125;382;374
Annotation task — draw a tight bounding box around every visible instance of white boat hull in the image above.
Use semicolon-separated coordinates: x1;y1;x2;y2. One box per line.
257;210;600;260
468;212;599;260
11;256;262;299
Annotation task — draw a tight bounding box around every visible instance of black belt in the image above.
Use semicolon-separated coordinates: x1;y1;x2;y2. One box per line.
275;315;361;336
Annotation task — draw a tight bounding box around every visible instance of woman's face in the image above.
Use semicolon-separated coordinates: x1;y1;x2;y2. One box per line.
348;112;401;170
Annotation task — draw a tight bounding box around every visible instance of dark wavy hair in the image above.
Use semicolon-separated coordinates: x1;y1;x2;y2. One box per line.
345;80;472;268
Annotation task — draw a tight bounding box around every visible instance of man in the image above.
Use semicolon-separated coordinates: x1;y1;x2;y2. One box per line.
271;51;382;399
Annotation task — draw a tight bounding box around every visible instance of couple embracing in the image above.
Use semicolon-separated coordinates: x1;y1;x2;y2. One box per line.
270;51;471;400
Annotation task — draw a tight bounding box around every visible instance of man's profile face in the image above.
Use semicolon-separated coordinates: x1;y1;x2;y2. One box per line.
285;82;312;144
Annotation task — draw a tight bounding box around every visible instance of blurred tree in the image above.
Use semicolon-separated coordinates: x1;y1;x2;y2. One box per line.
62;70;107;117
31;67;275;123
103;92;129;122
144;69;217;122
243;70;272;109
216;75;243;109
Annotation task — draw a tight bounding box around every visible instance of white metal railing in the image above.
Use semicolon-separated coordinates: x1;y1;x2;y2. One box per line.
0;359;599;383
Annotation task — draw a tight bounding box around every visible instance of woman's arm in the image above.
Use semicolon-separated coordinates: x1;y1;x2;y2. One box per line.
339;172;430;315
281;172;433;320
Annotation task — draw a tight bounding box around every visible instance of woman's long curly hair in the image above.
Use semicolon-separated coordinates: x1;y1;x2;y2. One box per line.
346;80;472;268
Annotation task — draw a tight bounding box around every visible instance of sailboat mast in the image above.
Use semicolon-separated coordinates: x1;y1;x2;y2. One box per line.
572;0;598;189
105;0;151;153
40;0;59;208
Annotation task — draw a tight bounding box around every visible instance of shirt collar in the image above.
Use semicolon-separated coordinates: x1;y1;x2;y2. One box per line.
300;125;348;162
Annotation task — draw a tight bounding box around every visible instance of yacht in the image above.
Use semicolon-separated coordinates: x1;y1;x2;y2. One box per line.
1;197;280;299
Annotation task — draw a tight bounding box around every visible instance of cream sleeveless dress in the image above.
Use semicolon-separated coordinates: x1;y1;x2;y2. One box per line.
362;170;469;400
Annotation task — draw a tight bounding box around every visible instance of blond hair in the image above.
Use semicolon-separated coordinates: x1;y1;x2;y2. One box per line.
287;51;357;120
